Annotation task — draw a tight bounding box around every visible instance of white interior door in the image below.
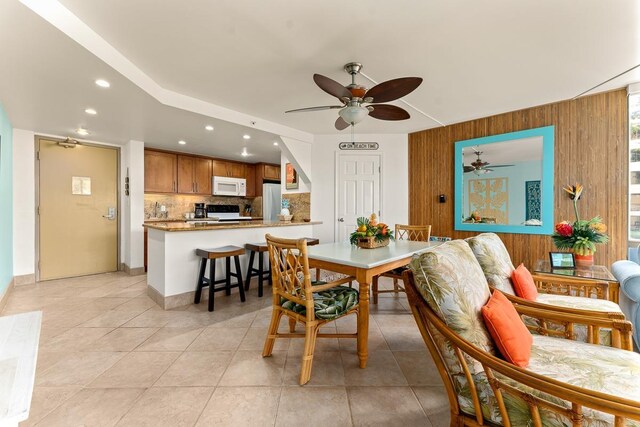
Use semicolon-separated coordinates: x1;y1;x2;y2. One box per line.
336;154;381;242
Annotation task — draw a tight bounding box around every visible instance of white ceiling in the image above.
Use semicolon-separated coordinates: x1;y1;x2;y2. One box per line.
1;0;639;161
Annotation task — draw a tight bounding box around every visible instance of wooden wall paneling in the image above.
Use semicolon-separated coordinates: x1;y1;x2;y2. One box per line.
408;89;628;268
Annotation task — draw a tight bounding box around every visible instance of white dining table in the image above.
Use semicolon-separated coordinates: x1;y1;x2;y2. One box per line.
306;240;440;368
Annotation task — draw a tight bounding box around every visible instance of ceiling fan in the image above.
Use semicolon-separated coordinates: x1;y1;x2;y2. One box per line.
285;62;422;130
464;148;514;175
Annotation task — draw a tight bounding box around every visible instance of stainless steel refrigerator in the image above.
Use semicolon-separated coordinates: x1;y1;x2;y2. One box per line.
262;183;282;221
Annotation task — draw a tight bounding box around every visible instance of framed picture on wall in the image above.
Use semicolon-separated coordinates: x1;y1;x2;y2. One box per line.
286;163;298;190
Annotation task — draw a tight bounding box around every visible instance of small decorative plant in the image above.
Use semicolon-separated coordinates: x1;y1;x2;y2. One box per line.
349;213;394;248
551;184;608;257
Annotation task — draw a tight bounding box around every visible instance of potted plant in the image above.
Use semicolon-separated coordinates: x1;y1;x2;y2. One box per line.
349;213;394;249
551;184;608;266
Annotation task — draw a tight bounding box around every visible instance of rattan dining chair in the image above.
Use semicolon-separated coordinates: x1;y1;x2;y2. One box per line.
371;224;431;304
262;234;359;385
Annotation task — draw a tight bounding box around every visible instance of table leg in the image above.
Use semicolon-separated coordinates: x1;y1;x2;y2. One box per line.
357;279;370;369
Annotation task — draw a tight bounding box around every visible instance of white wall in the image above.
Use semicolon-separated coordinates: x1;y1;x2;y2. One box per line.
12;129;35;277
121;140;145;270
280;152;311;194
311;133;408;244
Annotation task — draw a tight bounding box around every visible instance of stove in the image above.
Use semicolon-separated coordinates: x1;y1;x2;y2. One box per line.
206;204;252;222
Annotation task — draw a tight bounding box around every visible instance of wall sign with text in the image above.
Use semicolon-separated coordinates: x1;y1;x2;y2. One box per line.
339;142;379;150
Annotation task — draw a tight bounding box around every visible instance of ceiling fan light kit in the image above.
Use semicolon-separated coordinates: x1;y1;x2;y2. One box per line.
286;62;423;130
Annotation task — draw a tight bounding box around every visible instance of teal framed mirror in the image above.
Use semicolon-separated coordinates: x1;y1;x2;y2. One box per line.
454;126;554;235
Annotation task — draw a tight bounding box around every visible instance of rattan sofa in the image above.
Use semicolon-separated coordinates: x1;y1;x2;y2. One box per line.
404;240;640;427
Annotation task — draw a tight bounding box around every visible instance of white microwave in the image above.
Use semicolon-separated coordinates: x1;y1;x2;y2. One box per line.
212;176;246;197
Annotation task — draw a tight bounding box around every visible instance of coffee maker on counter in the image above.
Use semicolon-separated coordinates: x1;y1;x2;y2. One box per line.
194;203;206;219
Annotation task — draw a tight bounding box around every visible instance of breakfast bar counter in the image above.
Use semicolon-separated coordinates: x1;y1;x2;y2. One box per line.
145;220;320;309
144;220;320;232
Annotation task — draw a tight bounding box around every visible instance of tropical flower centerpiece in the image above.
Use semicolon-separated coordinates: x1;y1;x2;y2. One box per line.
349;213;394;249
551;184;608;266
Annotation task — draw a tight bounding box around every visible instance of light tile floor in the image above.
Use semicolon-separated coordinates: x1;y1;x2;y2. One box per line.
2;272;450;427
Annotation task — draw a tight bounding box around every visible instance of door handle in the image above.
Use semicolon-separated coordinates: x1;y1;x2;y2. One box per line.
102;207;116;221
338;218;345;222
195;182;198;192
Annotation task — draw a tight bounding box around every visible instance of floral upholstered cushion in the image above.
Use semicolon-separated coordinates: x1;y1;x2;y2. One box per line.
409;240;495;362
280;286;358;320
527;293;623;346
535;293;622;312
455;336;640;426
466;233;516;295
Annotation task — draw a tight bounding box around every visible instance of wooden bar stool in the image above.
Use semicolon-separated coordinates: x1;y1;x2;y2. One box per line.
194;246;246;312
244;242;270;298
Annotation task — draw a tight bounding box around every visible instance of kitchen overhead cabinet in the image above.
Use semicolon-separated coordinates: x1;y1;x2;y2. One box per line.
245;164;256;197
263;164;281;181
178;155;212;194
253;163;281;196
213;160;246;178
144;150;177;193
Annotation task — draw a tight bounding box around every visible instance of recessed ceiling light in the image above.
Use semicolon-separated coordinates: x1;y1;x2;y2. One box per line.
85;108;97;115
76;128;89;136
205;125;214;131
178;140;187;145
241;148;249;157
273;142;279;146
95;79;110;88
243;134;251;140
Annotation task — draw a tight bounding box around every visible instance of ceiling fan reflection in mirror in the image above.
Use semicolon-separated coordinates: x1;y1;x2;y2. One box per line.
464;148;514;175
285;62;422;130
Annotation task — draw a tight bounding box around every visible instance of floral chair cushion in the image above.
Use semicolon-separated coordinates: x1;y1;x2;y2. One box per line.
466;233;516;295
409;240;495;367
455;335;640;426
524;293;623;346
280;286;358;320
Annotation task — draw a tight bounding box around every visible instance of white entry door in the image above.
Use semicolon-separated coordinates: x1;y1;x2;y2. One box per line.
336;154;381;242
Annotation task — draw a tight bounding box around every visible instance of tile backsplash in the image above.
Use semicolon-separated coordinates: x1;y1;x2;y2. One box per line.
144;194;259;219
144;191;311;221
282;192;310;221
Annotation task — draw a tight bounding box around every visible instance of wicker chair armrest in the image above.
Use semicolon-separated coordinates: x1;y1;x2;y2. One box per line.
402;270;640;425
531;273;610;300
513;303;633;350
496;288;626;320
311;276;356;293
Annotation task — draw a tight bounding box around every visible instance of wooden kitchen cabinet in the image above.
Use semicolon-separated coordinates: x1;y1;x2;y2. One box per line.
245;164;256;197
253;162;281;197
263;164;281;180
212;160;246;178
193;157;212;194
144;150;177;193
178;155;211;194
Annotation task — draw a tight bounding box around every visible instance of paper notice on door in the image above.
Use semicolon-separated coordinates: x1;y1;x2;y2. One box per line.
72;176;91;195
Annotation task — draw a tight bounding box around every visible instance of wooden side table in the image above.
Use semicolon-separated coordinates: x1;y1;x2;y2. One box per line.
534;260;620;304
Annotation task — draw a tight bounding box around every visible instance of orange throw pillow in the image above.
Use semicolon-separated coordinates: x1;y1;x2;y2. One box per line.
511;263;538;301
481;290;532;367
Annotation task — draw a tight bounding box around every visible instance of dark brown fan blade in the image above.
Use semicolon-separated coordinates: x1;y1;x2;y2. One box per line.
335;117;350;130
364;77;422;103
463;166;475;173
285;105;343;113
490;164;515;168
313;74;352;100
368;104;410;121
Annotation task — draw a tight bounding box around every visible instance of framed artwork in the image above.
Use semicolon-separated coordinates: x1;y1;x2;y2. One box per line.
285;163;298;190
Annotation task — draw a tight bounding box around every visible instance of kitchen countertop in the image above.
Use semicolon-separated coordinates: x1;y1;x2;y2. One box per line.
144;220;320;232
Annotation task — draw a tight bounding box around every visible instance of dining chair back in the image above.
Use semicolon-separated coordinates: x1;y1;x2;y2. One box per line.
372;224;432;304
263;234;359;384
